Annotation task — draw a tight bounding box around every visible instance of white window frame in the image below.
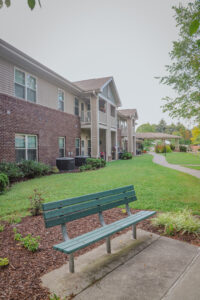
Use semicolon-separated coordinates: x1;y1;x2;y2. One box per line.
15;134;38;162
75;138;80;156
58;89;65;112
74;98;79;116
59;137;66;157
14;67;37;103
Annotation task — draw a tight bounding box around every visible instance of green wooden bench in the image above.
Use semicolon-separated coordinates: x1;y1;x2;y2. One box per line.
42;185;156;273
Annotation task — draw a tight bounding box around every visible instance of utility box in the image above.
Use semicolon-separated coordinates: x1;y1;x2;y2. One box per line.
56;157;75;171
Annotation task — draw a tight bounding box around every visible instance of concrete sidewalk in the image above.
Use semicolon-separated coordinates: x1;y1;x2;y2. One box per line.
150;152;200;179
41;229;200;300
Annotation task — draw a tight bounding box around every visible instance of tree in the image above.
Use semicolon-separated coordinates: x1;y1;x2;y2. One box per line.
0;0;41;10
159;1;200;123
136;123;156;133
191;126;200;145
155;119;167;133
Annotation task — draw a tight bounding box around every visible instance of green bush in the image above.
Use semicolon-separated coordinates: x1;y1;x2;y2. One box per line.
100;158;106;167
13;228;40;252
151;210;200;235
0;162;23;182
0;173;9;193
179;145;187;152
86;158;102;169
121;152;132;160
170;144;175;151
80;164;92;172
0;257;9;267
51;166;59;174
155;145;172;153
29;189;44;216
0;225;4;232
18;160;51;178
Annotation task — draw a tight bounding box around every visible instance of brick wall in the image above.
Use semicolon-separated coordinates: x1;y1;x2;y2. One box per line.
0;93;80;165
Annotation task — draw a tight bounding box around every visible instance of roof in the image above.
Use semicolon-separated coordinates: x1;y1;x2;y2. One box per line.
74;77;112;92
136;132;181;139
118;109;138;119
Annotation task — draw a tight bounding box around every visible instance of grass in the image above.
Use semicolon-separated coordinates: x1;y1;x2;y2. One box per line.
182;166;200;170
0;154;200;220
163;152;200;165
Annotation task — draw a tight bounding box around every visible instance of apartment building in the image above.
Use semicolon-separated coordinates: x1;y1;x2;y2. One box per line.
0;39;138;165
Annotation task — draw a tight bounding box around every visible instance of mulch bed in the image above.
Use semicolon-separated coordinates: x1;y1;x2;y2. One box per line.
0;208;199;300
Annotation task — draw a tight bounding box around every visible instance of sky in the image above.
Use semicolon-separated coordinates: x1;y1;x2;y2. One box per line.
0;0;191;127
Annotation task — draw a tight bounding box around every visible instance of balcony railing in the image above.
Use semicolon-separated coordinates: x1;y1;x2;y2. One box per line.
81;111;91;123
99;111;107;124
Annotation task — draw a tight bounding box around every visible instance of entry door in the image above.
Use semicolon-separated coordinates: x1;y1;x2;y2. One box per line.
81;140;85;156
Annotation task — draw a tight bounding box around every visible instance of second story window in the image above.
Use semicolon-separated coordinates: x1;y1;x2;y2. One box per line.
74;98;79;116
14;69;37;103
110;105;115;117
58;89;64;111
59;137;65;157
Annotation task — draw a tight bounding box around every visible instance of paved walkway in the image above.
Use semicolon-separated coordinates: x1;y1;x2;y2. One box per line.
149;152;200;179
41;229;200;300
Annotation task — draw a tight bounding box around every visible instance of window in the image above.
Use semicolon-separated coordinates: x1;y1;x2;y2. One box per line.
14;68;37;103
58;89;64;111
15;134;37;163
74;98;79;116
75;138;80;156
110;105;115;117
59;137;65;157
88;139;91;157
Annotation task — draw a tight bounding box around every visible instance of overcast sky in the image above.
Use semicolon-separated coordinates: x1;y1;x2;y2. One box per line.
0;0;190;127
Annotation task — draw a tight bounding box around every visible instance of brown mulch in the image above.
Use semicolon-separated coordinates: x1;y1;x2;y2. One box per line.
0;208;199;300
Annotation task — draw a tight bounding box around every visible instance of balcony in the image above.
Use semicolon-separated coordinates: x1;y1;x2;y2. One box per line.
81;111;91;124
120;127;128;136
99;111;107;124
111;116;117;128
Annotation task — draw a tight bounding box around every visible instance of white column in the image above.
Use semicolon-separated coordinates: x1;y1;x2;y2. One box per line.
91;94;99;158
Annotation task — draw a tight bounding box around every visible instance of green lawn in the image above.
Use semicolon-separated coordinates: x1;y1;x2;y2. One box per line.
1;154;200;220
164;152;200;165
183;166;200;170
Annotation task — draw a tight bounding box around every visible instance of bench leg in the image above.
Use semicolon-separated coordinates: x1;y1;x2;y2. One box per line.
132;224;137;239
69;253;74;273
106;237;111;254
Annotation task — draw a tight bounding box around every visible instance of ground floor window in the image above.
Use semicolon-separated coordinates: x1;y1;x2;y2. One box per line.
15;134;37;163
75;138;80;156
59;137;65;157
88;139;91;156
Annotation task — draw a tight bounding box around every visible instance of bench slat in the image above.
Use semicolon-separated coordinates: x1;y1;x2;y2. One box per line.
42;185;134;211
44;195;136;228
53;211;156;253
44;190;136;220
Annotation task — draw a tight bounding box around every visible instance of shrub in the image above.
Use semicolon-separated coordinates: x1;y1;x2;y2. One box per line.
86;158;101;169
0;258;9;267
179;145;187;152
13;228;40;252
0;173;9;193
51;166;59;174
100;158;106;167
18;160;51;178
79;165;86;172
0;162;23;182
170;144;175;151
121;152;132;160
29;189;44;216
155;145;172;153
151;210;200;235
79;164;92;172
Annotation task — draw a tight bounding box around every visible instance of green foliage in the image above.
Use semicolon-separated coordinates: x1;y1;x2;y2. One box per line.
13;228;40;252
155;145;172;153
151;210;200;235
0;162;23;182
170;144;175;151
79;164;93;172
179;145;187;152
121;152;132;160
0;0;41;9
0;173;9;193
51;166;59;174
18;160;51;178
0;225;4;232
0;257;9;267
86;158;101;169
29;189;44;216
136;123;156;133
158;1;200;123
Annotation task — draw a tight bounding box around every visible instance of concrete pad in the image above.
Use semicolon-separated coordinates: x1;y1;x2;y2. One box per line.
74;236;199;300
163;249;200;300
41;229;159;298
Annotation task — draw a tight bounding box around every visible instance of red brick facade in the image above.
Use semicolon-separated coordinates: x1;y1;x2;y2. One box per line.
0;93;80;165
